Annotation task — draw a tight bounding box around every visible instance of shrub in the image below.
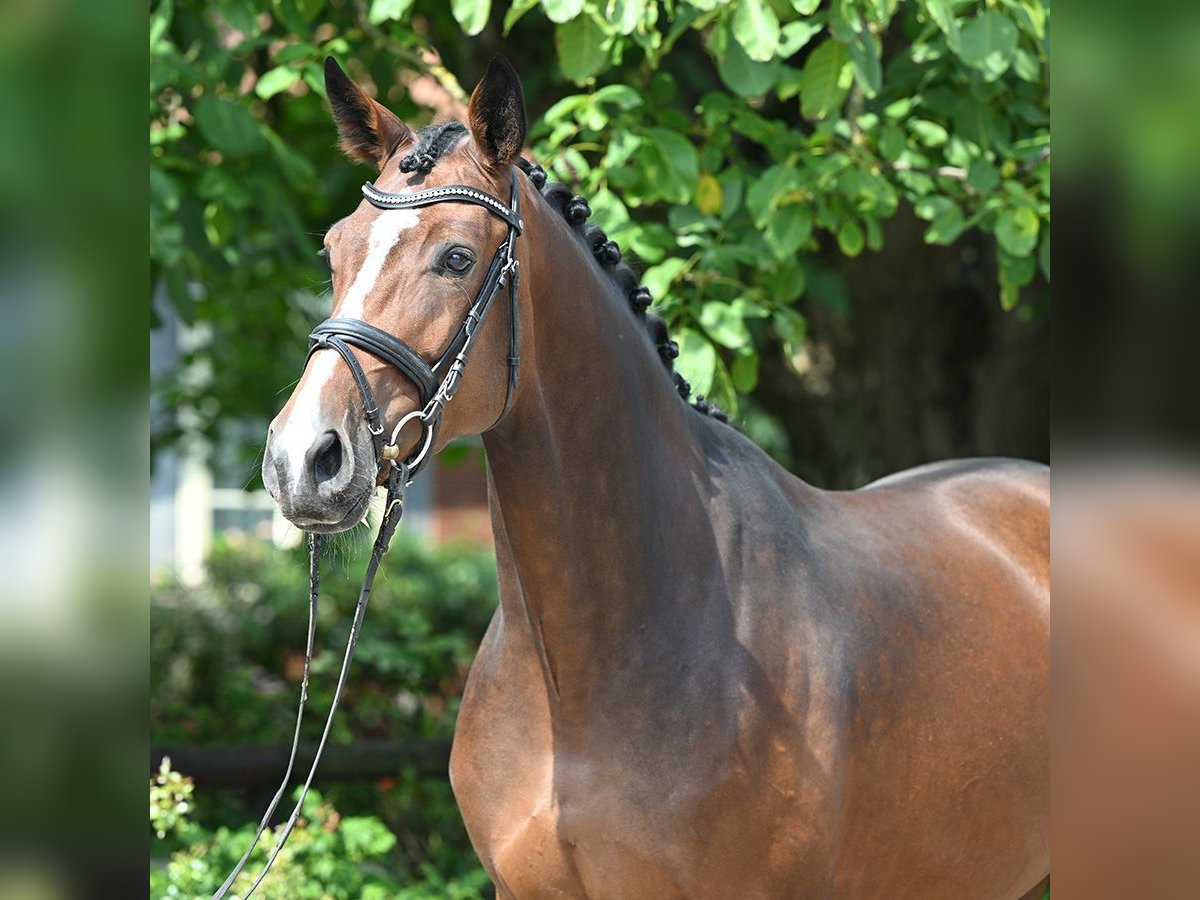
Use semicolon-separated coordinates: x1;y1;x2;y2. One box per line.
151;534;498;893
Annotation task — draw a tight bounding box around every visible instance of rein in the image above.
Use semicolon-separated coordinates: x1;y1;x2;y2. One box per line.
212;167;524;898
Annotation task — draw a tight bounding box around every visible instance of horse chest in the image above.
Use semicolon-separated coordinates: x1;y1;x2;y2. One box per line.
473;745;739;898
456;692;834;899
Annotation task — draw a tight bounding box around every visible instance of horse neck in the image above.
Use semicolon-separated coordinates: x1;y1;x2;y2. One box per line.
481;193;714;702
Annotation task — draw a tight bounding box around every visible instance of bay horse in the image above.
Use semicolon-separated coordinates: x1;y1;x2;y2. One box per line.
261;56;1050;899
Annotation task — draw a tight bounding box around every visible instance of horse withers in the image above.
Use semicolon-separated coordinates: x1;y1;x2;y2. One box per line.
261;56;1050;899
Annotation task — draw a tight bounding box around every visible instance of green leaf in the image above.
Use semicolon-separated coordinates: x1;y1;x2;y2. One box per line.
368;0;414;23
967;157;1000;193
700;301;752;349
765;203;813;258
543;94;588;124
847;29;881;97
997;249;1035;309
340;816;396;858
746;164;803;227
994;206;1039;256
203;202;234;247
255;67;299;100
193;95;264;156
910;118;949;146
645;127;699;202
556;15;608;84
676;328;718;397
791;0;820;13
923;0;960;51
717;169;744;220
274;42;317;64
956;11;1019;80
293;0;325;23
452;0;490;35
542;0;584;24
925;201;965;245
799;39;852;121
642;257;687;299
913;195;952;221
503;0;540;33
778;20;822;57
608;0;647;34
1013;47;1041;83
696;173;723;216
837;218;865;256
732;0;780;63
828;0;861;41
593;83;643;110
150;0;172;51
731;350;759;392
715;24;781;97
878;124;906;161
998;0;1045;40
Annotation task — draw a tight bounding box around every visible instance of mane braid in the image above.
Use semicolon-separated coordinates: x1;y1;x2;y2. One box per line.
516;158;731;424
398;121;468;174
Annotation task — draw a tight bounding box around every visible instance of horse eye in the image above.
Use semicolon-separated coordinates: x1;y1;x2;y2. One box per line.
317;247;332;273
443;249;475;275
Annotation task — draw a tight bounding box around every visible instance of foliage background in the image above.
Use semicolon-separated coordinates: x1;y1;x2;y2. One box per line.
151;0;1049;486
150;0;1048;894
151;536;499;895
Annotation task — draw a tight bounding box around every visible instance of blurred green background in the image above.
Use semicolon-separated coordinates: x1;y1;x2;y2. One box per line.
149;0;1050;895
150;0;1051;488
151;536;499;896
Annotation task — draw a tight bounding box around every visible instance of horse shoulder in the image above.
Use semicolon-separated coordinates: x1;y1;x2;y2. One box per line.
450;607;578;895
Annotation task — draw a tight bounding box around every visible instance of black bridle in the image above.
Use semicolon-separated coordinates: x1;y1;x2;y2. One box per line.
306;167;523;486
212;167;523;899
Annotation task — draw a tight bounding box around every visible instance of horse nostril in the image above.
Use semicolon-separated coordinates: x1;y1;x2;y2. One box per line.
311;430;344;487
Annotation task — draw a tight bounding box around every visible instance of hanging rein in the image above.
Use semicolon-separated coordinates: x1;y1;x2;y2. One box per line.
212;168;524;898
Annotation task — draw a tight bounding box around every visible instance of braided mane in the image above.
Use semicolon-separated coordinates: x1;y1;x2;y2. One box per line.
514;159;729;423
398;123;728;423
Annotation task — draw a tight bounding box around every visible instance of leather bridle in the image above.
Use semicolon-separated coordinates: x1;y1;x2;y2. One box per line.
211;168;524;899
306;167;523;489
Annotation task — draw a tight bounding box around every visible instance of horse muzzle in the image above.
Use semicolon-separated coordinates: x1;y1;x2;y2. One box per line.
262;419;377;532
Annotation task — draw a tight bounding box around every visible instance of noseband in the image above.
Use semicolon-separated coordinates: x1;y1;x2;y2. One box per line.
306;167;523;486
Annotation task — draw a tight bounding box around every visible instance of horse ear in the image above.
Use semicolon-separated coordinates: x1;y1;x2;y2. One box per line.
468;56;527;168
323;57;412;168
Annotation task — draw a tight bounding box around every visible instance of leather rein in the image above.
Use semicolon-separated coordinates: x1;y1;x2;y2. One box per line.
211;167;524;899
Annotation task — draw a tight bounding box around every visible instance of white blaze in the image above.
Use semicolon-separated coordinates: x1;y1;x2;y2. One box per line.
276;352;338;487
341;208;420;318
277;208;420;488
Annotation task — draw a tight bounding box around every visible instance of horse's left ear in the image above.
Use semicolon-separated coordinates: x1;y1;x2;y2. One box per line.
324;56;413;168
468;56;527;169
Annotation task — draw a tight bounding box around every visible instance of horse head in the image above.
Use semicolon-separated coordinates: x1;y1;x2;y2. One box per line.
262;57;528;531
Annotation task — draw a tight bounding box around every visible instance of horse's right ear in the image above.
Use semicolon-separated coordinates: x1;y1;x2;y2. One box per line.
323;57;412;168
